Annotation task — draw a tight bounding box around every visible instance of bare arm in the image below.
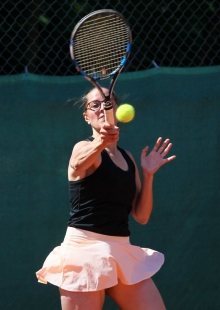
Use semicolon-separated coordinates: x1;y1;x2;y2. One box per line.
68;123;119;180
130;137;176;224
69;139;104;172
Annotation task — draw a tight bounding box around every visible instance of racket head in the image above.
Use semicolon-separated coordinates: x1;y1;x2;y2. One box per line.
70;9;132;82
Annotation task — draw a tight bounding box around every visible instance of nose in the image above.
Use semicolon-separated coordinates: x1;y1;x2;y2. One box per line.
100;101;105;110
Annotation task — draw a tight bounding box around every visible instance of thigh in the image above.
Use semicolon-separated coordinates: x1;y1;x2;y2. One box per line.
105;278;166;310
59;288;105;310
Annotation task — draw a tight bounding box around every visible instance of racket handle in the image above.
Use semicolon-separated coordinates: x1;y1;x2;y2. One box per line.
104;107;115;125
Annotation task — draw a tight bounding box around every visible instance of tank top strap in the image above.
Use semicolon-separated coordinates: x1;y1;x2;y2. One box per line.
85;136;94;142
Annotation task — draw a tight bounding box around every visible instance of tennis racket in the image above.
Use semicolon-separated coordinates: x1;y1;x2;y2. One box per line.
70;9;132;125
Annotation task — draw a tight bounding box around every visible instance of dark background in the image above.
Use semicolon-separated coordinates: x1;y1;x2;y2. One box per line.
1;0;220;75
1;1;220;308
0;66;219;309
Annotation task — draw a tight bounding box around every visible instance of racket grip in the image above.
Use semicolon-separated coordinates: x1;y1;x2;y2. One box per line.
104;108;115;125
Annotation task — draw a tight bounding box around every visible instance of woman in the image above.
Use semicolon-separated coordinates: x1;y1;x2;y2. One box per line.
36;87;176;310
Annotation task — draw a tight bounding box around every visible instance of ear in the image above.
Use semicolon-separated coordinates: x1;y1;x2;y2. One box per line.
83;112;90;125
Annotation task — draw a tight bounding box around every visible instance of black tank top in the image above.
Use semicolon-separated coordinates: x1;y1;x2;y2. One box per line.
68;138;136;236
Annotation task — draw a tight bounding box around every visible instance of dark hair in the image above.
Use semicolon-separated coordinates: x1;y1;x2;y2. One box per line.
82;88;118;111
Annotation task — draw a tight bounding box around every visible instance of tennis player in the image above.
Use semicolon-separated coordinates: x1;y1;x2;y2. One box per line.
36;87;176;310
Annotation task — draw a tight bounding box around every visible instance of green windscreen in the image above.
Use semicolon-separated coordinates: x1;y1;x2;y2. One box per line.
0;66;219;309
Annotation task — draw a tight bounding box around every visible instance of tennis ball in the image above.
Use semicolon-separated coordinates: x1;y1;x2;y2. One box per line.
116;104;135;123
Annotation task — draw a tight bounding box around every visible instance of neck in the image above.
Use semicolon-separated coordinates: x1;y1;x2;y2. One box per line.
105;144;118;155
92;128;100;138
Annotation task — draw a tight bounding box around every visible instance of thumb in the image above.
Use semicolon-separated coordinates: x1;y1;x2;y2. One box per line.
141;146;149;157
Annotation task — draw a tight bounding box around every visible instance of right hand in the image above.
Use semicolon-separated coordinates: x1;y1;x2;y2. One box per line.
99;122;120;146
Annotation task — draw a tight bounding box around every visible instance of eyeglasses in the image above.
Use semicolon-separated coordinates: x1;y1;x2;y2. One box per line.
86;98;117;111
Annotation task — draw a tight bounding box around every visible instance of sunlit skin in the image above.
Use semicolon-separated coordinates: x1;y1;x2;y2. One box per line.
64;87;176;310
69;87;176;182
83;87;119;139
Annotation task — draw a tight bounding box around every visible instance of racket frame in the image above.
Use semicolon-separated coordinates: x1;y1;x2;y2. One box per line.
70;9;132;125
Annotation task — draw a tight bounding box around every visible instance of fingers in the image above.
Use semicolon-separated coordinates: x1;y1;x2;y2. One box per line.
102;122;118;129
100;124;119;145
143;136;167;152
141;146;149;154
153;137;175;155
161;142;173;157
153;137;163;152
100;125;119;135
148;137;176;161
142;138;172;157
165;155;176;162
160;155;176;167
157;138;170;154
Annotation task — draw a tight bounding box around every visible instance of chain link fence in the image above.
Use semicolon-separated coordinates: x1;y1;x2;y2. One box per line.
1;0;220;75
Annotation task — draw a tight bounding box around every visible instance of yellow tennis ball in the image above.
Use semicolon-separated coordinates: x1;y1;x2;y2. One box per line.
116;104;135;123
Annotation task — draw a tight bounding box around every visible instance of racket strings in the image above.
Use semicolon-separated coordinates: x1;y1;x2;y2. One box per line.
73;14;130;77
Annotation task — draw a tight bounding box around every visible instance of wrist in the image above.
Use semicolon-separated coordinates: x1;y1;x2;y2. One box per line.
142;169;154;180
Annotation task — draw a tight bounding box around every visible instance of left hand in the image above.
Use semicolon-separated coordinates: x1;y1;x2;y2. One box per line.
141;137;176;175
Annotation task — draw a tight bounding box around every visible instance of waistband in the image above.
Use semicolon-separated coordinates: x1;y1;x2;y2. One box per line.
65;227;130;244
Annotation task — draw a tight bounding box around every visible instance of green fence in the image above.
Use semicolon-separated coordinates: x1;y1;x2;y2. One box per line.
0;66;219;309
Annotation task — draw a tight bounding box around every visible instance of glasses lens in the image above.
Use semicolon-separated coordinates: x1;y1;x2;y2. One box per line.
87;99;117;111
88;100;101;111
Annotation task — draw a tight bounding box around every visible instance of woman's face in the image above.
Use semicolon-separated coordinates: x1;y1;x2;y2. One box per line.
83;88;118;130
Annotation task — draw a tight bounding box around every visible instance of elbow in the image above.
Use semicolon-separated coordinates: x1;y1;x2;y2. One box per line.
132;212;150;225
137;218;150;225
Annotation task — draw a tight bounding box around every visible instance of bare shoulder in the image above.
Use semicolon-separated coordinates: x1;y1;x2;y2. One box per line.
68;139;102;181
68;141;90;181
72;140;91;152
